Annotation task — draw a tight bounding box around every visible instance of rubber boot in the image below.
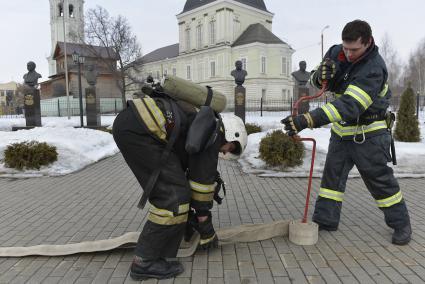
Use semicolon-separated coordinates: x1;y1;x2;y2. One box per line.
193;212;218;249
184;209;196;242
130;256;184;280
392;223;412;245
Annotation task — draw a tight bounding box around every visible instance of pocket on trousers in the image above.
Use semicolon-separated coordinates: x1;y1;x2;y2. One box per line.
368;134;392;162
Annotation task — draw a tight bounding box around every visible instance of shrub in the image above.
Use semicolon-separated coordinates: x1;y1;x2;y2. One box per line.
259;130;305;168
4;141;58;170
394;85;420;142
245;123;262;135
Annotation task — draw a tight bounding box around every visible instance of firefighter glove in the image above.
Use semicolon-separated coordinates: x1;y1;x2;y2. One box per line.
281;113;314;136
318;58;336;82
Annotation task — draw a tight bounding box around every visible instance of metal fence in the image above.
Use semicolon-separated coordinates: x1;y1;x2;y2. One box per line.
241;94;425;117
0;97;124;118
1;94;425;119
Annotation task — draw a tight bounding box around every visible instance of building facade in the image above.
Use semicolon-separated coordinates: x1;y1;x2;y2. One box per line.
48;0;84;76
40;42;121;100
134;0;295;107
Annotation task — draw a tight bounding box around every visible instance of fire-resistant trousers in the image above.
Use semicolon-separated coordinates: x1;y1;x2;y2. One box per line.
112;108;191;259
312;132;410;230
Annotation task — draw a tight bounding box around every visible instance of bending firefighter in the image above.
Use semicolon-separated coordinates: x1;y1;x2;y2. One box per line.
112;82;247;280
281;20;411;245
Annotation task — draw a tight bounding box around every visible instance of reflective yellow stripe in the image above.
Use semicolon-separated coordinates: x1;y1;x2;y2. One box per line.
344;85;373;109
319;188;344;202
132;98;167;141
200;233;216;245
379;83;389;98
191;192;214;202
189;180;215;193
335;93;343;98
149;203;190;217
376;191;403;208
321;102;342;122
331;120;387;137
148;213;188;225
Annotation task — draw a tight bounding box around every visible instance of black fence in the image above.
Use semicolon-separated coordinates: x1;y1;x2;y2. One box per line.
238;94;425;117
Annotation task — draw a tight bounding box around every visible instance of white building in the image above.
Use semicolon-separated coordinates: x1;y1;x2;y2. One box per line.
134;0;295;107
48;0;84;76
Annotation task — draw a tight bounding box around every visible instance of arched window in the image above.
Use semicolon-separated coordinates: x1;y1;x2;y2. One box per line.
58;3;64;17
69;4;74;18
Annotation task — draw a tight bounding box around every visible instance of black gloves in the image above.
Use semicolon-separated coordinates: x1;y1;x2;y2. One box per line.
318;59;336;82
281;113;314;136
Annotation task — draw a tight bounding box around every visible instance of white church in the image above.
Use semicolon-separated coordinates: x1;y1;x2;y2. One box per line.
135;0;295;106
47;0;84;76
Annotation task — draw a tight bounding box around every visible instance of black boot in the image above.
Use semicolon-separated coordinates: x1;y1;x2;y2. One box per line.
193;212;218;249
130;257;184;280
392;223;412;245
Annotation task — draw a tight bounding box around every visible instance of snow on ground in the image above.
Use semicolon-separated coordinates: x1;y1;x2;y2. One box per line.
0;112;424;178
242;112;425;178
0;116;118;178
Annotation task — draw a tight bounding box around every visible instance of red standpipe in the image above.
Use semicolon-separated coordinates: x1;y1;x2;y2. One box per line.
292;82;327;223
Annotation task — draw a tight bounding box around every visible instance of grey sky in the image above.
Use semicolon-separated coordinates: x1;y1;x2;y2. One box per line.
1;0;424;84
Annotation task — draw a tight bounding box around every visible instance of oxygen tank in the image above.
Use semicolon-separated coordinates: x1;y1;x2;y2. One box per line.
161;75;227;112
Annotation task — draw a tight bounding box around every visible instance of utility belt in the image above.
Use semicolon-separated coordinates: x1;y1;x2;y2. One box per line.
331;111;397;165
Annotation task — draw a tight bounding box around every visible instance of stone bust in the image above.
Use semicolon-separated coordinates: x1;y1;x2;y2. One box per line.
291;61;309;86
231;60;248;86
23;61;42;88
84;65;99;86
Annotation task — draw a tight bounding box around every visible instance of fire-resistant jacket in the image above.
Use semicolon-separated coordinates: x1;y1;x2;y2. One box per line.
309;40;391;139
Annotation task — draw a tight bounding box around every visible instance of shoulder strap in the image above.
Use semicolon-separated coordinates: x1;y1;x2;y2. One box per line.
204;86;213;106
136;99;181;210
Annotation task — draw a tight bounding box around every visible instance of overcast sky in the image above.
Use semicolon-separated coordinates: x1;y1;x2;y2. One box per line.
1;0;424;84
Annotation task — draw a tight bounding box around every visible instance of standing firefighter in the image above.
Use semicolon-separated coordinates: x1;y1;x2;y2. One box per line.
112;82;247;280
281;20;411;245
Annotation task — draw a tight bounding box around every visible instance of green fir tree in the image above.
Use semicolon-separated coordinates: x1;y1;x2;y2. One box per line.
394;85;420;142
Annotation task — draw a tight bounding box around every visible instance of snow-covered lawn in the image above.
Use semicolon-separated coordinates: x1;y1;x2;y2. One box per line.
0;113;424;178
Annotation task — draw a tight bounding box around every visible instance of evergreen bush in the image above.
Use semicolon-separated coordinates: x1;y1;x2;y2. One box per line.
245;123;262;135
394;85;420;142
4;141;58;170
259;130;305;168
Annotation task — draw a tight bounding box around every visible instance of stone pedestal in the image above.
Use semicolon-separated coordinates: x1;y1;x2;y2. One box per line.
24;88;41;127
294;86;310;114
234;85;246;123
85;87;101;127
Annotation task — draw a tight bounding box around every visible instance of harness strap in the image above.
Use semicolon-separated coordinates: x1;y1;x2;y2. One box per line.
128;99;182;211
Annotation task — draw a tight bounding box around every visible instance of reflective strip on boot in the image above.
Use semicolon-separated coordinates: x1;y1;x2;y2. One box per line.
148;204;189;225
200;233;217;246
376;191;403;208
189;180;215;202
318;188;344;202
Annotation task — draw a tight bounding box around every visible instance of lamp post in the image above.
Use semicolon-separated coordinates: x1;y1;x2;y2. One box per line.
321;25;330;59
62;0;71;119
72;51;85;127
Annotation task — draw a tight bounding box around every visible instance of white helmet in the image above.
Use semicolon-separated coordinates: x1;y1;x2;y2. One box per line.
220;113;248;160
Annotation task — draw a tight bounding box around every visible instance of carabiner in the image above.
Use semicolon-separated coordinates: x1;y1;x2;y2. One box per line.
353;124;365;144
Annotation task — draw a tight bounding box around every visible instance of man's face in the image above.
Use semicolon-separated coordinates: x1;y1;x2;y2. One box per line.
342;37;371;62
220;142;236;154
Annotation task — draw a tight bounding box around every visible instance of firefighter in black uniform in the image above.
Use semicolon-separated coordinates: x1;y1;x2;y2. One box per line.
281;20;411;245
112;87;246;280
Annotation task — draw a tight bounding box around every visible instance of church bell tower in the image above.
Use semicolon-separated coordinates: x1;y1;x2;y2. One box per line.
48;0;85;75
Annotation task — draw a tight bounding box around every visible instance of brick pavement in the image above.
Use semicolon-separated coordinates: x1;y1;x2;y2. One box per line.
0;154;425;283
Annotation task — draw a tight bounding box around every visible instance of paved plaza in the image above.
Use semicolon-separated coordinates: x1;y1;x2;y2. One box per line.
1;154;425;283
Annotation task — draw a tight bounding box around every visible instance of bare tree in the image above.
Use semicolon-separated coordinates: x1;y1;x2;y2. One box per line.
379;33;403;92
83;6;142;107
404;38;425;99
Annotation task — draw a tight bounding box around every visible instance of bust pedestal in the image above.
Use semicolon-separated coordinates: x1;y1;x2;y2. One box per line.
234;85;246;123
23;88;41;127
85;86;101;127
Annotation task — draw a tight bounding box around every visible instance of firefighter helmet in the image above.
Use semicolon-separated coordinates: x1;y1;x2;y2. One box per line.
220;113;247;160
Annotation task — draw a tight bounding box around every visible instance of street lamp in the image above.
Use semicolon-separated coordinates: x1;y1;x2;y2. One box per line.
321;25;330;59
62;0;71;119
72;51;85;127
